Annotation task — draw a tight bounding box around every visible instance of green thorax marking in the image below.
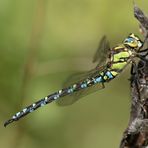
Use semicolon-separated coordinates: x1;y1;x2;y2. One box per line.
110;45;133;70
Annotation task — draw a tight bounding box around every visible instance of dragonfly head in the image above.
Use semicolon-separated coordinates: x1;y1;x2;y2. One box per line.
123;33;143;51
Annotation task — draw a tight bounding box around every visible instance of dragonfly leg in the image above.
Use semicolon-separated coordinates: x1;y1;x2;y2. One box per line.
131;61;142;100
137;48;148;61
102;82;105;89
131;62;137;75
131;60;142;82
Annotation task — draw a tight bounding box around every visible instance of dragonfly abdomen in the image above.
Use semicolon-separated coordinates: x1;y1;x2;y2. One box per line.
4;69;117;127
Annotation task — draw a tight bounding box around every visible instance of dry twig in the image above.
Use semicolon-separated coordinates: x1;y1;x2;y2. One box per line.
120;5;148;148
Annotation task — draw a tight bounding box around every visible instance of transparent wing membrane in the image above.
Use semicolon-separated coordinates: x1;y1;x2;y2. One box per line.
56;82;104;106
56;36;110;106
62;67;104;88
56;67;105;106
93;36;110;66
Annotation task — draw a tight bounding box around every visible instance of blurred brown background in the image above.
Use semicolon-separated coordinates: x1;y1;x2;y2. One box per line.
1;0;148;148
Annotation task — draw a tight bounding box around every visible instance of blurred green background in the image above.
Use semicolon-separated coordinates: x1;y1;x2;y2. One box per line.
1;0;148;148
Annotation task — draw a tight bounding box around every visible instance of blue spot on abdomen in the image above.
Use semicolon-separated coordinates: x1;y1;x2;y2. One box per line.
106;71;113;79
94;76;102;83
81;83;87;88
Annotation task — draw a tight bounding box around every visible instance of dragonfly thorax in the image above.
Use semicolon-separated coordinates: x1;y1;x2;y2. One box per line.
110;43;136;71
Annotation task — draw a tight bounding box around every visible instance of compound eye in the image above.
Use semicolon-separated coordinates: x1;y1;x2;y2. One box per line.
124;38;132;43
127;38;134;43
124;37;138;48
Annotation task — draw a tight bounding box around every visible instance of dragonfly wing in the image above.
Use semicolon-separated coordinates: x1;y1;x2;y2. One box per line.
57;35;110;106
56;67;105;106
93;35;110;66
56;82;104;106
63;65;105;88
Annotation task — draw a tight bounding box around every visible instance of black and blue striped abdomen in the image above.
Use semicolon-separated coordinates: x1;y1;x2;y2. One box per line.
4;69;117;126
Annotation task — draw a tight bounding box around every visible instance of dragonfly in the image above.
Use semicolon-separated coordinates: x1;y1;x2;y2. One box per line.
4;33;144;127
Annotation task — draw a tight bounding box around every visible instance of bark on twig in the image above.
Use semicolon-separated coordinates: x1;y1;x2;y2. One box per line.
120;5;148;148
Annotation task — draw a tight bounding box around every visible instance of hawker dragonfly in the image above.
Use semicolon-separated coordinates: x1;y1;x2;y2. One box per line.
4;33;145;127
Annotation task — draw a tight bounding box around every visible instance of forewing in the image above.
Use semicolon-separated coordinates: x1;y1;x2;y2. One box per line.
93;36;110;66
56;36;109;106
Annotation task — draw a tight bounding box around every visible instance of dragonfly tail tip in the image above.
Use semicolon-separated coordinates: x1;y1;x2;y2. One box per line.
4;118;14;127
